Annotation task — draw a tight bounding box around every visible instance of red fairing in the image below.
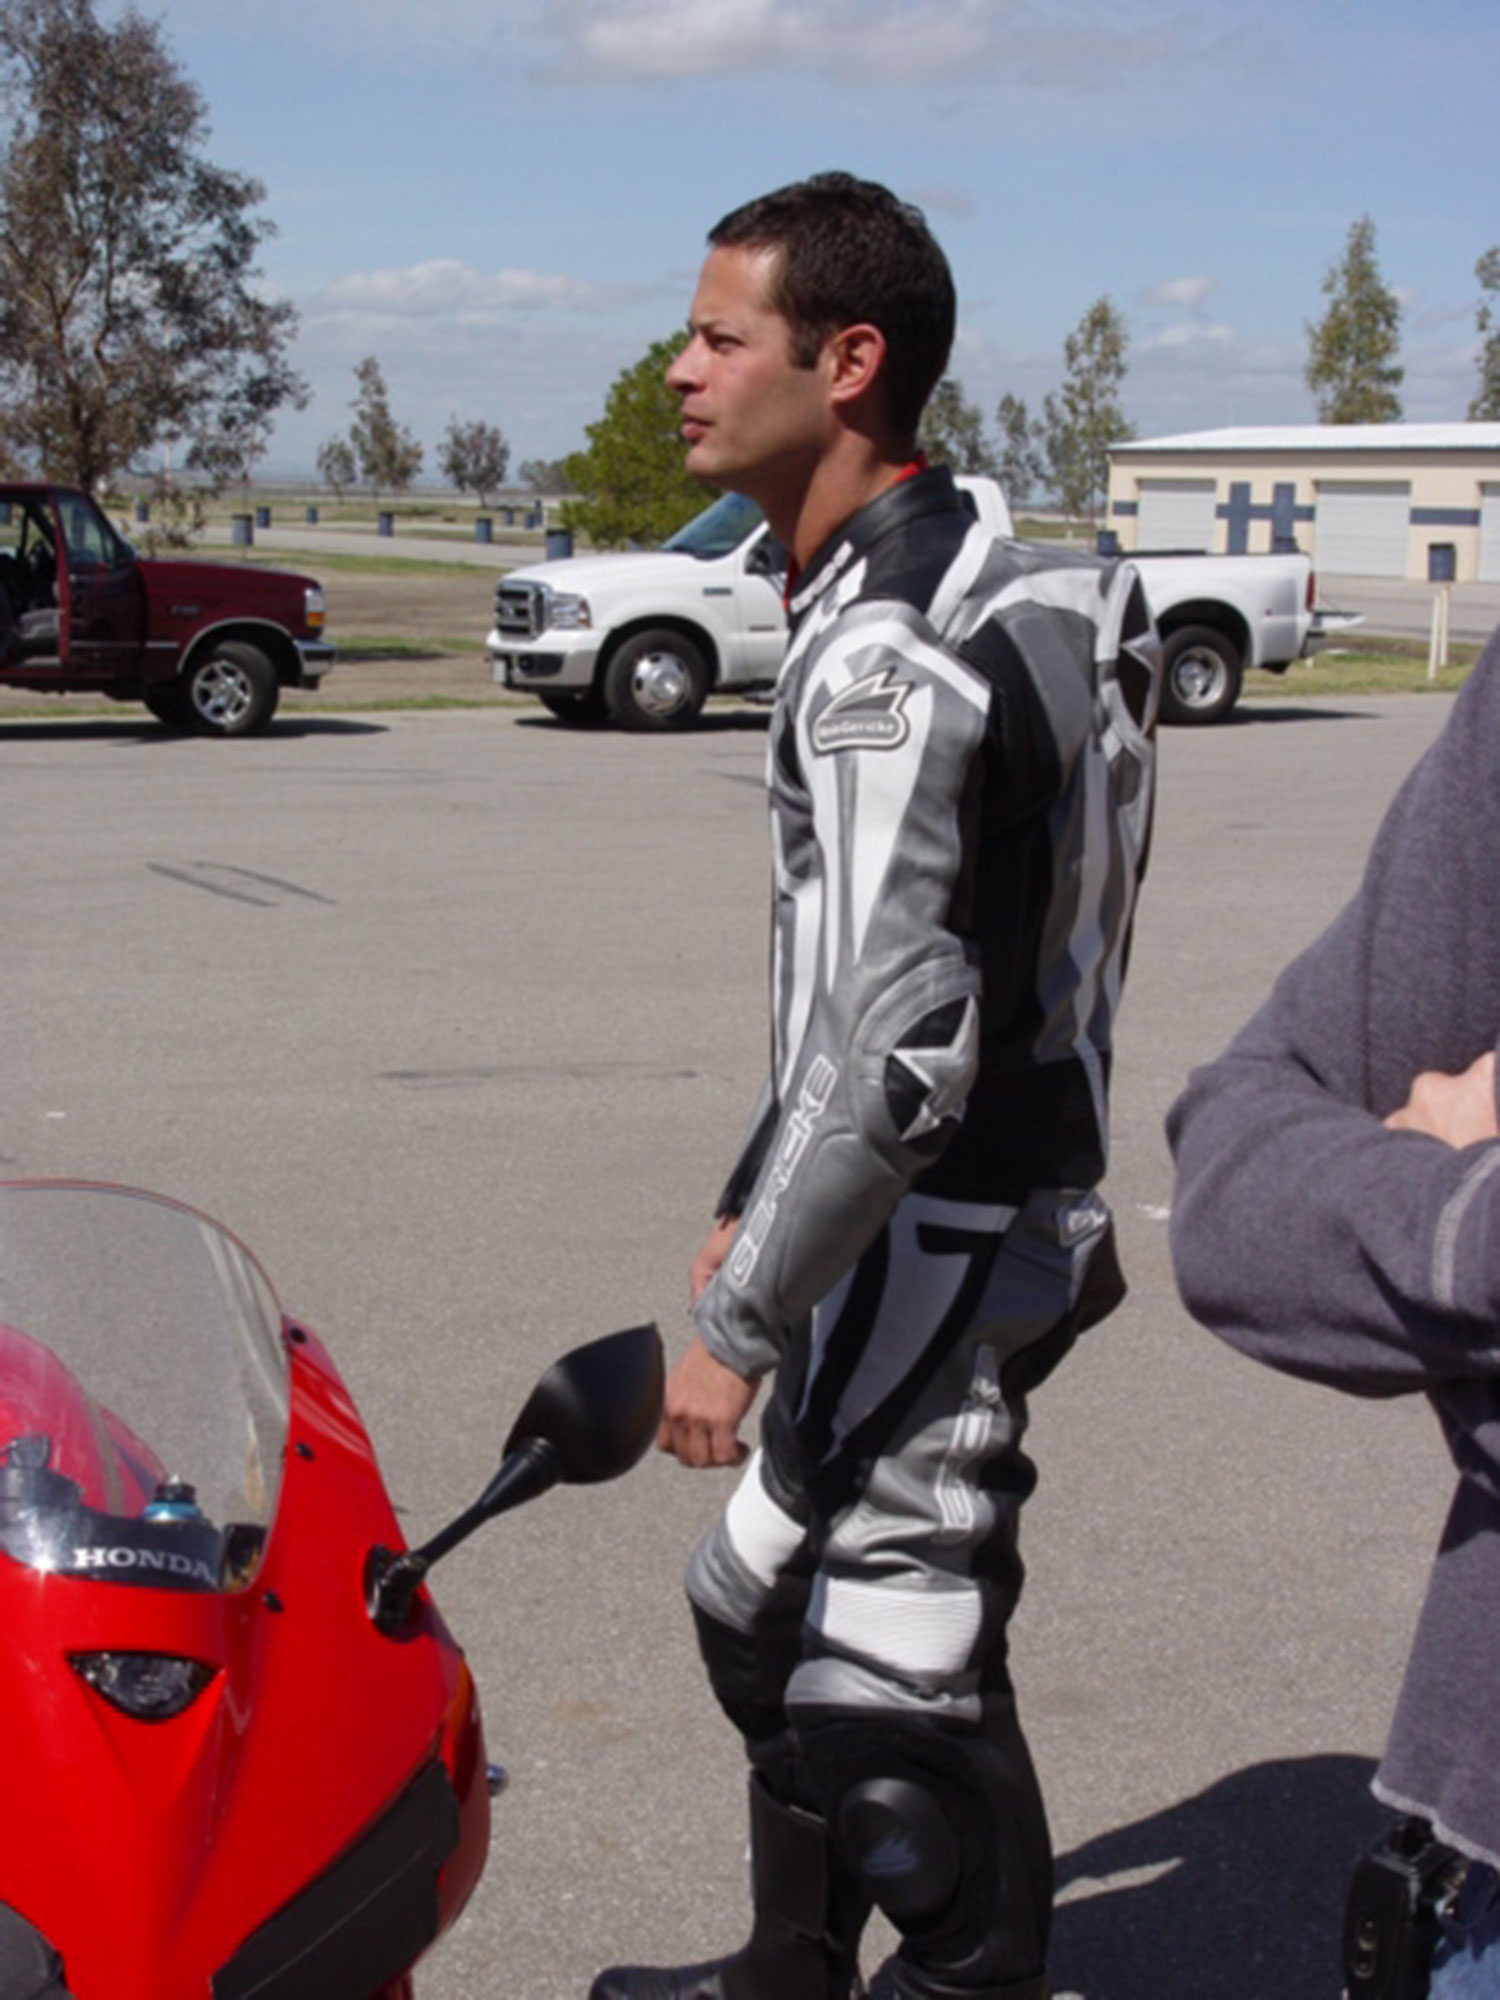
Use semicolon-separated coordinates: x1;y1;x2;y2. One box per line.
0;1322;488;1999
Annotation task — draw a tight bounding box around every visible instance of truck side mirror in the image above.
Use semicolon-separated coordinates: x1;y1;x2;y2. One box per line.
746;534;786;581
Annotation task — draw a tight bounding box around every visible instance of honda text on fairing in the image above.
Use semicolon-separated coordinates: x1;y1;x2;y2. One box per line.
0;1180;663;1999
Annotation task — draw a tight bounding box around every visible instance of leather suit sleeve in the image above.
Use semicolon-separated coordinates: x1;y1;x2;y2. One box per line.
714;1077;778;1222
694;602;991;1377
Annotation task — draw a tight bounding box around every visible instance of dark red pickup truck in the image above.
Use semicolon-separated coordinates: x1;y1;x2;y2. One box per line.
0;482;334;735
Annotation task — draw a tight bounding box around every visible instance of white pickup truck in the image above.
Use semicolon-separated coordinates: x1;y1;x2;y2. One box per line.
487;475;1345;728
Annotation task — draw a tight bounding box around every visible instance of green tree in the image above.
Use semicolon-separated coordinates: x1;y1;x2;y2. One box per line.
995;393;1044;508
1470;247;1500;422
316;434;356;499
1040;297;1133;528
0;0;303;490
439;415;509;506
188;361;302;500
348;356;423;502
519;455;572;496
1304;215;1403;424
918;376;998;475
561;333;707;548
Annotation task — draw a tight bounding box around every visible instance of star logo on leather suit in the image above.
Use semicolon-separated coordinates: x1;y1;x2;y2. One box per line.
886;995;980;1141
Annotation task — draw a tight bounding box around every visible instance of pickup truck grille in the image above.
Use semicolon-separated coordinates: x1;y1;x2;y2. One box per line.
495;580;547;641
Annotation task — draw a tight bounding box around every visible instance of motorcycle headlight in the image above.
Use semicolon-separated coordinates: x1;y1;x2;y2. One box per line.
546;590;591;631
69;1651;217;1721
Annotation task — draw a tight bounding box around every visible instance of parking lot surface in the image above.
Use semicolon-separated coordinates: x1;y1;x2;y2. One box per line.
0;689;1465;1995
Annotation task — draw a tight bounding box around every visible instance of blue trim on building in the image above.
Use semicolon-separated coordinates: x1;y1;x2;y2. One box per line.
1225;481;1251;554
1410;507;1481;528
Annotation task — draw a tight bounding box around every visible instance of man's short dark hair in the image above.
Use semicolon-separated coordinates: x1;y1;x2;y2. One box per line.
708;172;955;444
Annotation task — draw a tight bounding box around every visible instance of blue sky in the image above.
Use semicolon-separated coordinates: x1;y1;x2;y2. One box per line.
126;0;1499;477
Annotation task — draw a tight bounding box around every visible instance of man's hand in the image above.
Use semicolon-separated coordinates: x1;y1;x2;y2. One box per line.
657;1335;760;1468
1385;1051;1499;1148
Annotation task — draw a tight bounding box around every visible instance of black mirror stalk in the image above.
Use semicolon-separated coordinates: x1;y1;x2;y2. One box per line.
366;1324;662;1638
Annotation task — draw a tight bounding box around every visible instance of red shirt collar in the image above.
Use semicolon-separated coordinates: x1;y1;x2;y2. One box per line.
782;454;930;606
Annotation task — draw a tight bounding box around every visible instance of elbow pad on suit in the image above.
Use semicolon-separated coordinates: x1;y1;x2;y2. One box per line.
696;956;982;1369
850;953;982;1176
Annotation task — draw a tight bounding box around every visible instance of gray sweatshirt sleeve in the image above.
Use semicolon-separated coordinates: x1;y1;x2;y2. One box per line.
1168;636;1500;1406
693;605;991;1377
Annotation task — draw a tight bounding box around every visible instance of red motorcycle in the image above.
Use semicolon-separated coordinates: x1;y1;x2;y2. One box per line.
0;1179;663;1999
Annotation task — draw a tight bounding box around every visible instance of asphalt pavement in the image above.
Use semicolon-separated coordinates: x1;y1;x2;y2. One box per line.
0;688;1466;1996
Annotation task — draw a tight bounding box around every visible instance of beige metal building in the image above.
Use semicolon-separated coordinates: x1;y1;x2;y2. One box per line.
1107;423;1500;582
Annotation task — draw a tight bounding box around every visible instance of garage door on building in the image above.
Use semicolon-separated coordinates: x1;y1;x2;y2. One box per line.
1480;486;1500;584
1136;479;1217;551
1313;481;1411;576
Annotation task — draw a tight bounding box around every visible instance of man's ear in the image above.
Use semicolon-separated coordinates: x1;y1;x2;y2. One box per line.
826;322;887;409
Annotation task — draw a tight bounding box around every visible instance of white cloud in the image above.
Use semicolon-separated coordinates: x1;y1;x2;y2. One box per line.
543;1;1233;87
1143;275;1218;313
313;259;663;323
275;305;663;469
911;183;977;220
1142;320;1234;351
179;0;1254;92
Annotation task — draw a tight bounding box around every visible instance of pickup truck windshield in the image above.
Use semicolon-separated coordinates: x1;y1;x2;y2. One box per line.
662;492;764;559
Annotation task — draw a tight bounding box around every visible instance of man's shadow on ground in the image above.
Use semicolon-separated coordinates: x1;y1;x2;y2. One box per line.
1049;1754;1384;1998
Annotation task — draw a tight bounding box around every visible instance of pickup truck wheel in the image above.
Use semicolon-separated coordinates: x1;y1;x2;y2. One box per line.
603;629;708;731
539;688;608;726
143;683;191;728
183;640;280;736
1159;626;1243;726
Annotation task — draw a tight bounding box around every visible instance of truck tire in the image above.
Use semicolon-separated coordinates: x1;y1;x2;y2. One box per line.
181;640;280;736
143;682;191;728
603;629;708;731
1159;625;1243;726
539;688;608;726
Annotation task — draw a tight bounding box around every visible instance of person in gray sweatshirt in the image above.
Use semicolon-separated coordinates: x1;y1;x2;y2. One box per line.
1168;628;1500;1995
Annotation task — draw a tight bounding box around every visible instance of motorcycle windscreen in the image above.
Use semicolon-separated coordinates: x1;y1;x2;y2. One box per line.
0;1182;290;1593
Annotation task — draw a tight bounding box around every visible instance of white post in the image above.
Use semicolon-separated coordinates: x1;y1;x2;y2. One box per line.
1427;587;1451;680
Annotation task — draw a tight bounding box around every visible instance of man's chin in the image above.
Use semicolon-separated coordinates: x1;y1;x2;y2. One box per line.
684;442;725;482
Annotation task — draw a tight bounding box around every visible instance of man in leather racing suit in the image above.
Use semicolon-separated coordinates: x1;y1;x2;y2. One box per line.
592;174;1158;2000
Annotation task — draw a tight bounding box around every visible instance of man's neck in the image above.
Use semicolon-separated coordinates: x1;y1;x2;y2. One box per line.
764;438;920;570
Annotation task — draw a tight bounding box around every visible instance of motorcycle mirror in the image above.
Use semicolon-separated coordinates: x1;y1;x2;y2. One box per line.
367;1323;664;1635
500;1321;665;1489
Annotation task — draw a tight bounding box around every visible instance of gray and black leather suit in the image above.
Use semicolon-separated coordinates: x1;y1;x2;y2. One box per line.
687;467;1158;1995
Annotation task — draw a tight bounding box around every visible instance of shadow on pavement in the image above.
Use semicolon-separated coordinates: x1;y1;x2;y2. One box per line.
513;707;771;736
1214;704;1380;727
1050;1754;1384;1999
0;715;387;742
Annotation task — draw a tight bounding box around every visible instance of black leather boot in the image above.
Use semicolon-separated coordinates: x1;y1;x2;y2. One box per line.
870;1961;1048;2000
589;1773;865;2000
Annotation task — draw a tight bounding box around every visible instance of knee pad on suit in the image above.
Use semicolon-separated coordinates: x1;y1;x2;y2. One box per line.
797;1710;1051;1989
